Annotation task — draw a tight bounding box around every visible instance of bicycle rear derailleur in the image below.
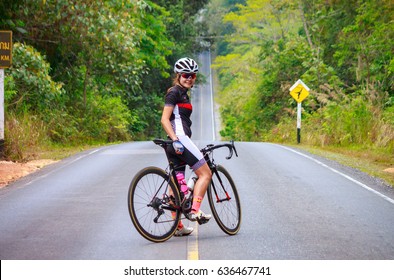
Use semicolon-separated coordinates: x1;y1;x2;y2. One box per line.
148;197;164;223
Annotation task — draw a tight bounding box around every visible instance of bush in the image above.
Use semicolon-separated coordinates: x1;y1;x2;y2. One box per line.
6;43;64;113
4;112;49;161
267;97;393;154
45;94;132;144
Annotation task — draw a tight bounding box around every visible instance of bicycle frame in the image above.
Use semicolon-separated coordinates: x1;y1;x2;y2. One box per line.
202;142;238;203
154;139;239;215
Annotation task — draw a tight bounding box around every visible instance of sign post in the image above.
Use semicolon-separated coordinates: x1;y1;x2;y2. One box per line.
0;31;13;157
289;79;310;144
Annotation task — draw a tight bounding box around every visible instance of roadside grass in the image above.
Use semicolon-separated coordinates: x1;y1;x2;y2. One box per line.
33;143;108;161
292;144;394;187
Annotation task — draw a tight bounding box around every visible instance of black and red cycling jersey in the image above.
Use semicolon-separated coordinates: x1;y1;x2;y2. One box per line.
164;85;206;171
164;85;193;137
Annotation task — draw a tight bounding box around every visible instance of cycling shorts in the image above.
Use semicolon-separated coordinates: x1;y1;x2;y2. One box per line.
167;135;206;172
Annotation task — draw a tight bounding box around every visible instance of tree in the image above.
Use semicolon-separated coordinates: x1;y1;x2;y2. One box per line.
2;0;212;145
334;0;393;95
209;0;393;149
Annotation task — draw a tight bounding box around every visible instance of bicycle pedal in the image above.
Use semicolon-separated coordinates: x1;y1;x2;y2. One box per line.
197;218;210;225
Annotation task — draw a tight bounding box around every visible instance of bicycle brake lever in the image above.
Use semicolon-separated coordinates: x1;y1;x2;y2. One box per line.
231;140;239;157
226;142;234;160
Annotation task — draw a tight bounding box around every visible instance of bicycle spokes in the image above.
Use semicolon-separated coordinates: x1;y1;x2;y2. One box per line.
128;167;181;242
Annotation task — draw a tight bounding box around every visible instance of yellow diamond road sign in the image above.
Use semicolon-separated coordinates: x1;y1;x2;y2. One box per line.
289;79;310;103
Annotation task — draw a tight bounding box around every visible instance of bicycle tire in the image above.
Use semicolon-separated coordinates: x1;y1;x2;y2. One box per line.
128;166;181;242
207;165;241;235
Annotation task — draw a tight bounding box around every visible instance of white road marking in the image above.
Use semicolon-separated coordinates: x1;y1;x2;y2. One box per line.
278;145;394;205
100;149;161;155
22;149;101;187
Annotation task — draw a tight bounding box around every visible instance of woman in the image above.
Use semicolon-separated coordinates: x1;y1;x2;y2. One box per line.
161;57;212;236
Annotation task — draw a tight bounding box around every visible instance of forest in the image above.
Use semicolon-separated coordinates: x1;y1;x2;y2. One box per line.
209;0;393;149
1;0;393;162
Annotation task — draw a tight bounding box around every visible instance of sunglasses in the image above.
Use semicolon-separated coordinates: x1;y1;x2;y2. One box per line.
180;73;197;79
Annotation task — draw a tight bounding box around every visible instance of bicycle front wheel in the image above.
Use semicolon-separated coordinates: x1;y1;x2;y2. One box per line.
128;167;181;242
207;165;241;235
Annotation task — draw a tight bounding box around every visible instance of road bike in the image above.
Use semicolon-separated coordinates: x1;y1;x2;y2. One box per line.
128;139;241;242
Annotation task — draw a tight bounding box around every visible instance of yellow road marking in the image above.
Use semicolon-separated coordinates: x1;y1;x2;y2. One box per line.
187;223;199;260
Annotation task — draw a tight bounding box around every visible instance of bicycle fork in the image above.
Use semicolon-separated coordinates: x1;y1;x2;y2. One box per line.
211;169;231;203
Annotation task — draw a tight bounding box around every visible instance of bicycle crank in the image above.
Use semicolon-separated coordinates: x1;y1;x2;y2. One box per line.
181;196;193;213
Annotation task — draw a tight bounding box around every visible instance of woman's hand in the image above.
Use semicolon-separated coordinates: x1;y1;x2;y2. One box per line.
172;140;184;154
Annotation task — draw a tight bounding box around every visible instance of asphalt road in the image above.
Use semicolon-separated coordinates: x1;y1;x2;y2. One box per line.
1;51;393;260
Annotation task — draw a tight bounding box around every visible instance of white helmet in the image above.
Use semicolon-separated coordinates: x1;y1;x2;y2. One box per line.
174;57;199;73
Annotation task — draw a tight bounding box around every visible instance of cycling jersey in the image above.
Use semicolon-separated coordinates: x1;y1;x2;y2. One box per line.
164;85;206;171
165;85;192;137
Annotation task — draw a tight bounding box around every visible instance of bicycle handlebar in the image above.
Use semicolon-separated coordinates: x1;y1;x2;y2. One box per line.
200;140;238;160
153;139;238;160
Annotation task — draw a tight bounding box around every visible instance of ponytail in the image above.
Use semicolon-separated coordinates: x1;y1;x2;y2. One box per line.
166;74;182;94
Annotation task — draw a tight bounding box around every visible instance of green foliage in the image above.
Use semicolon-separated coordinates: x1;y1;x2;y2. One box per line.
46;94;132;144
212;0;305;140
4;76;17;103
1;0;210;160
209;0;393;151
334;0;394;93
6;43;64;113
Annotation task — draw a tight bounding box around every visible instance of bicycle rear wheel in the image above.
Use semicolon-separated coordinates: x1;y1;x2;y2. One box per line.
207;165;241;235
128;167;181;242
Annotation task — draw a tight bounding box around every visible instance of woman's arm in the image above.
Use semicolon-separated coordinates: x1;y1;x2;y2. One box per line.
161;106;178;141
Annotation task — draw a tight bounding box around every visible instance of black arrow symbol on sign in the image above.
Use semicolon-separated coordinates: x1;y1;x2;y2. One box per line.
296;88;303;100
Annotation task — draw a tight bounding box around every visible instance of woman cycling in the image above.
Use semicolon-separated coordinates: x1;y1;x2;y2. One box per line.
161;57;212;236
